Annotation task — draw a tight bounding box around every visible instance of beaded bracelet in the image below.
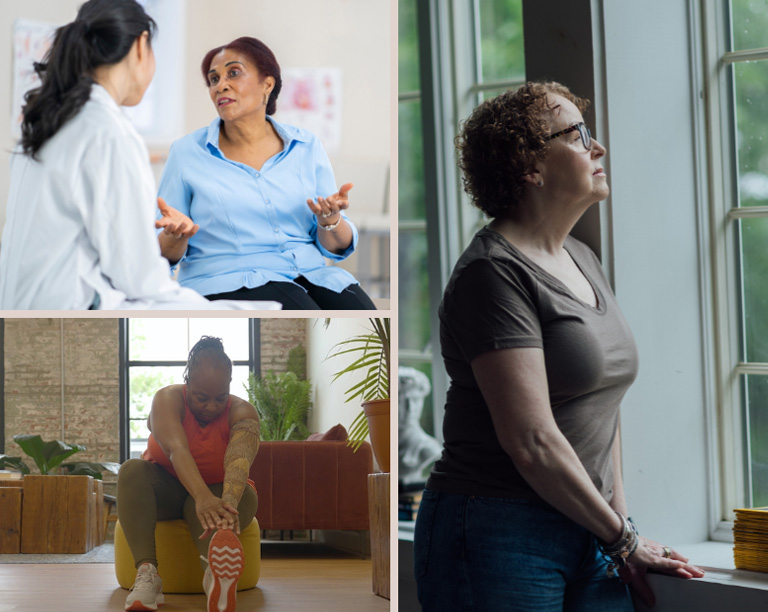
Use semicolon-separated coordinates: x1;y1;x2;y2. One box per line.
599;511;639;576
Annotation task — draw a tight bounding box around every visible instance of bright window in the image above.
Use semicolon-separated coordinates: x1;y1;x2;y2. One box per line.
121;318;259;460
706;0;768;516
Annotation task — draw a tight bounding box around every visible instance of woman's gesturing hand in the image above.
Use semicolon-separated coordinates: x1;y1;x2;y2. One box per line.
155;197;199;239
196;493;239;539
618;536;705;608
306;182;353;226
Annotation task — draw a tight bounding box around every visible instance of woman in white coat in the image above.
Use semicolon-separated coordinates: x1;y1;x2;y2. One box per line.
0;0;273;311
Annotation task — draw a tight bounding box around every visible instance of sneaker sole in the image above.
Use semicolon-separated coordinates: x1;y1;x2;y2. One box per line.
125;595;164;612
207;530;244;612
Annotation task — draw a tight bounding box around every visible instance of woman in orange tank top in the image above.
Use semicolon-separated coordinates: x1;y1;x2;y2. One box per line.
117;336;261;612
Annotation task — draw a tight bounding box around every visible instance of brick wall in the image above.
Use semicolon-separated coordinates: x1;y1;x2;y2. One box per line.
260;318;308;374
3;318;309;459
3;319;120;469
3;318;308;480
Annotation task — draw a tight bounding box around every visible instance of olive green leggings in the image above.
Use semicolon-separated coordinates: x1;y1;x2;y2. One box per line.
117;458;258;569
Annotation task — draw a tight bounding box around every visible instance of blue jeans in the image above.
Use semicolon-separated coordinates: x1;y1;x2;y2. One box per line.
414;490;634;612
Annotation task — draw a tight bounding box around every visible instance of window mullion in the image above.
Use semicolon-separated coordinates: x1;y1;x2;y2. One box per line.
702;0;747;533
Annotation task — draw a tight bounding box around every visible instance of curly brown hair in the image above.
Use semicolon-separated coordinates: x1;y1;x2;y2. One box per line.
455;81;589;218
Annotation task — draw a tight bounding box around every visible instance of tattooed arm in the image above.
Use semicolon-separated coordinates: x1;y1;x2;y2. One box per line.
222;399;261;512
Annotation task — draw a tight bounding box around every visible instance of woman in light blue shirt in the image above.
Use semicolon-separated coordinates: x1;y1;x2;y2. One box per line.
156;36;376;310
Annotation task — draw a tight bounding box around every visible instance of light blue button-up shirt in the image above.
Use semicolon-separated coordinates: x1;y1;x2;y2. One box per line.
157;115;359;297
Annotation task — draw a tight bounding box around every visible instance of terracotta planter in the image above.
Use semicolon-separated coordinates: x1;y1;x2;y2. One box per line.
362;398;390;473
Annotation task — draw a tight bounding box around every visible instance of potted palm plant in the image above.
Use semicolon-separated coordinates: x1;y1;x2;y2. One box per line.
245;370;312;441
326;318;390;472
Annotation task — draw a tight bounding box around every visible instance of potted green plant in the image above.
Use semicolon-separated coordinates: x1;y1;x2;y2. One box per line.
326;318;390;472
0;434;119;553
0;434;119;479
245;370;312;441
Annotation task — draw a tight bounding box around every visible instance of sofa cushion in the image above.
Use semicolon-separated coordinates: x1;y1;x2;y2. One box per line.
306;423;348;441
249;440;372;531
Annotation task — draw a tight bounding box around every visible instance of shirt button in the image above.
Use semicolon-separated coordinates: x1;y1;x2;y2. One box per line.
274;228;279;233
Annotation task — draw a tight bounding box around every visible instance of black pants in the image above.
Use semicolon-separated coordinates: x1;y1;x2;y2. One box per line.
206;276;377;310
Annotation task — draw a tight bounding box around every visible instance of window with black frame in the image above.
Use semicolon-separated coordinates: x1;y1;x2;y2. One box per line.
398;0;525;441
120;318;259;461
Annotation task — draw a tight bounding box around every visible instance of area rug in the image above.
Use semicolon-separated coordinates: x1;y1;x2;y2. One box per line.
0;541;114;564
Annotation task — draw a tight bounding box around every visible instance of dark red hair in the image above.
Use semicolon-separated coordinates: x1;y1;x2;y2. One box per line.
201;36;282;115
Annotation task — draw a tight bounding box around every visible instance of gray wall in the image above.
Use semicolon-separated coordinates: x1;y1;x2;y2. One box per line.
602;0;711;546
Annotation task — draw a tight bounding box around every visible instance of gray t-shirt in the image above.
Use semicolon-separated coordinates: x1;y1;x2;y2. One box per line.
428;227;639;503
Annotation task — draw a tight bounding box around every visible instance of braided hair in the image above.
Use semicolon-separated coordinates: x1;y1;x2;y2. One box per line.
183;336;232;383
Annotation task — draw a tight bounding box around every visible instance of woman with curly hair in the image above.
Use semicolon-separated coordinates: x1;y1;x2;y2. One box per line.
413;81;704;611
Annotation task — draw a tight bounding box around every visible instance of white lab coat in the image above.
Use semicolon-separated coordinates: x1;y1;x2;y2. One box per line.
0;84;277;311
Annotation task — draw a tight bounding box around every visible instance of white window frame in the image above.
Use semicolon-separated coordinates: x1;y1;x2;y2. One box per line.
699;0;767;541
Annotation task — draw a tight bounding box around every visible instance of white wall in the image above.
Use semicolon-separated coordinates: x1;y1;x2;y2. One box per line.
0;0;391;235
306;317;379;438
0;0;82;233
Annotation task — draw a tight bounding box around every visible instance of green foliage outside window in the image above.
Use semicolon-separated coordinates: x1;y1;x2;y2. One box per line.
730;0;768;507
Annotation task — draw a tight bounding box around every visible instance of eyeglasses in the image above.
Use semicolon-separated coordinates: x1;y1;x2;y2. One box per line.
547;122;592;151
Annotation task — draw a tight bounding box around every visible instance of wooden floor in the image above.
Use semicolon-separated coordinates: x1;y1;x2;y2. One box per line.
0;543;391;612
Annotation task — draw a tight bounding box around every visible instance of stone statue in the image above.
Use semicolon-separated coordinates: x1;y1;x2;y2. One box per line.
398;366;442;487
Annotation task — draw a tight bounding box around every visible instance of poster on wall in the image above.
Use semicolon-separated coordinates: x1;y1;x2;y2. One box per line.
276;67;342;156
11;19;57;140
10;0;185;147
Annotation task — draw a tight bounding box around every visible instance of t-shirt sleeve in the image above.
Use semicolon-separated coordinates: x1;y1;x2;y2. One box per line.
443;257;543;364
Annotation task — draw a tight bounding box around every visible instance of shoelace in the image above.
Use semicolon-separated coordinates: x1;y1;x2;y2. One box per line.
132;567;156;591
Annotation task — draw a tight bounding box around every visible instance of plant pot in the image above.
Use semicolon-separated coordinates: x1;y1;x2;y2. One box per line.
20;474;104;553
362;398;390;473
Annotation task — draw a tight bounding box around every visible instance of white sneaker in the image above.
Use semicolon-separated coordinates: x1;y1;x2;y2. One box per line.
204;529;244;612
125;562;164;611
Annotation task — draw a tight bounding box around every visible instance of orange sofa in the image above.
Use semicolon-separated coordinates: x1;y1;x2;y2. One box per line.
248;440;373;531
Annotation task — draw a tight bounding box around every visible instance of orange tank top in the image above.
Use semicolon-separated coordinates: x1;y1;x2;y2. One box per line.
145;386;231;484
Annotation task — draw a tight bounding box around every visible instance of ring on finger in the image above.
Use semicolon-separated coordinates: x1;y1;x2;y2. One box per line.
662;546;672;559
321;211;333;218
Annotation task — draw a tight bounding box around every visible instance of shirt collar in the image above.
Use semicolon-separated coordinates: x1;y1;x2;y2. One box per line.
89;83;122;112
205;114;310;154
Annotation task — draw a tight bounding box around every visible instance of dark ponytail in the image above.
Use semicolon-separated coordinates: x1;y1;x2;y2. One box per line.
183;336;233;384
20;0;156;159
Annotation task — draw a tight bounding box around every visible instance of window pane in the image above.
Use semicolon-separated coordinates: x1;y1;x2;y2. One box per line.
129;319;189;360
730;0;768;52
399;230;432;353
129;318;249;361
399;100;426;221
128;364;250;459
478;0;525;83
128;366;182;457
734;60;768;207
188;320;250;361
740;217;768;362
399;0;420;93
744;374;768;507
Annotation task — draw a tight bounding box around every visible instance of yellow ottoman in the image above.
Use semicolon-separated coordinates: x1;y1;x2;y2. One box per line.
115;518;260;593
